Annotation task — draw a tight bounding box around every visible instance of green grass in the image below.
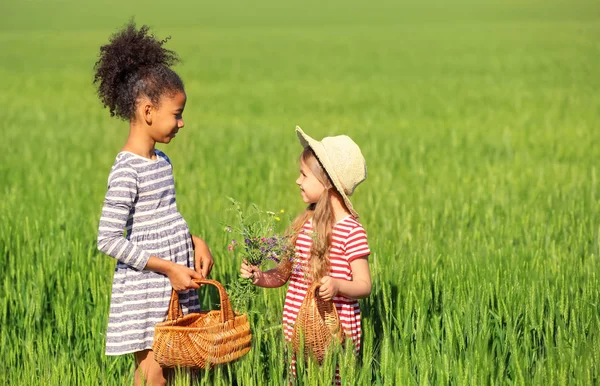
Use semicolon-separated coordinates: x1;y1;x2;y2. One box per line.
1;0;600;384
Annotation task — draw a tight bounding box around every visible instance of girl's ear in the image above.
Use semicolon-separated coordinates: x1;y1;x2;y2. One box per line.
135;96;153;125
143;102;153;125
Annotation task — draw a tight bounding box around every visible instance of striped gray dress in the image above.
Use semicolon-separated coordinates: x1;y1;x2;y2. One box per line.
97;150;200;355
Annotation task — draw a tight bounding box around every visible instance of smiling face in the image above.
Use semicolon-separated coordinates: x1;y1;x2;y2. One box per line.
295;150;330;204
146;90;187;144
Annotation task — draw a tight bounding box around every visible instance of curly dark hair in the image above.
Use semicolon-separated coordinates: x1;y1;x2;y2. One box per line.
93;21;185;120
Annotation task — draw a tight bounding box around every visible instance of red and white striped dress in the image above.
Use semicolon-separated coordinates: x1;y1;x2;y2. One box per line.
283;216;371;355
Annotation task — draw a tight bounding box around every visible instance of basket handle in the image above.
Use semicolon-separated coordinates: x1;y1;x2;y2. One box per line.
166;279;236;323
309;283;320;298
307;282;336;304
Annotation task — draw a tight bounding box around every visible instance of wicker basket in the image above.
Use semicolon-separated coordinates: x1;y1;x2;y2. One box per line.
291;284;345;363
153;279;251;368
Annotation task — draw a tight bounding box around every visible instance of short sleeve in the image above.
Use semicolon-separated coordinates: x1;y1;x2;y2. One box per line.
345;225;370;262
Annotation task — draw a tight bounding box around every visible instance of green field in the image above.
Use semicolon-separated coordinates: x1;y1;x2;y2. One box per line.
1;0;600;384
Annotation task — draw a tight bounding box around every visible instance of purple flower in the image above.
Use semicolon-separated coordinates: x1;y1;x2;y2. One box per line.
268;253;280;263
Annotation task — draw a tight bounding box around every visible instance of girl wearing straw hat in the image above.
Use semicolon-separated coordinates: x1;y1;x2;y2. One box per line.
240;126;372;384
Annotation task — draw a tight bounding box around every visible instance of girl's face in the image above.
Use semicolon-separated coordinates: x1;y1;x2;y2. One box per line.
148;90;187;144
296;158;326;204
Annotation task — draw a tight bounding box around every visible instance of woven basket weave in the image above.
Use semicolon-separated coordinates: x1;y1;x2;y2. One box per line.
153;279;251;368
291;284;344;363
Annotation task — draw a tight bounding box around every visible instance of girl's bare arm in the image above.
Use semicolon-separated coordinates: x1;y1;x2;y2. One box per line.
144;256;202;291
240;259;292;288
319;256;372;300
191;234;214;278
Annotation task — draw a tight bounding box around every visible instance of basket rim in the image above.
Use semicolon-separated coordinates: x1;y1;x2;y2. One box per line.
166;278;236;323
155;312;249;331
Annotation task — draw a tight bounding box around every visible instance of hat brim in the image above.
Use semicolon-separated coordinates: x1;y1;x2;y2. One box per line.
296;126;359;218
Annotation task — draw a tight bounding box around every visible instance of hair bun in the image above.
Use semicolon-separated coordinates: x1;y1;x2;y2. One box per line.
93;20;183;120
114;22;178;75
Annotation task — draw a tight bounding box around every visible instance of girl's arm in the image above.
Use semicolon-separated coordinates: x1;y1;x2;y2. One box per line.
319;256;372;301
97;167;152;271
191;234;214;278
144;256;202;291
97;165;199;291
240;259;292;288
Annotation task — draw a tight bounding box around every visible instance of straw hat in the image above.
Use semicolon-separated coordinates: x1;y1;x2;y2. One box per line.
296;126;367;218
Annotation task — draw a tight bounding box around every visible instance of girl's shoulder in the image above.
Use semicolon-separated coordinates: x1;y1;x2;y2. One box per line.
333;216;369;240
335;217;370;258
305;216;367;234
335;216;364;231
112;150;171;168
111;152;140;171
105;152;138;179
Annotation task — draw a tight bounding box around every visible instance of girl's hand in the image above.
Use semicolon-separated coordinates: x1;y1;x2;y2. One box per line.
191;235;214;278
240;259;262;285
197;253;214;278
319;276;340;301
167;263;202;291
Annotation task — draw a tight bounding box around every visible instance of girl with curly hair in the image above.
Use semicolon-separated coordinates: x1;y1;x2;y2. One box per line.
94;21;214;385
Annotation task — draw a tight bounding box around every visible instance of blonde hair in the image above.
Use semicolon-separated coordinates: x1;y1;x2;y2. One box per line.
283;147;339;283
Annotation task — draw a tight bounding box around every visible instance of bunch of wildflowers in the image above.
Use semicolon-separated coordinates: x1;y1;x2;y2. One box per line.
224;197;294;312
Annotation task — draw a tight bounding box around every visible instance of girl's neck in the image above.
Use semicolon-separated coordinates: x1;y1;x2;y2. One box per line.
122;123;157;159
330;193;352;222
